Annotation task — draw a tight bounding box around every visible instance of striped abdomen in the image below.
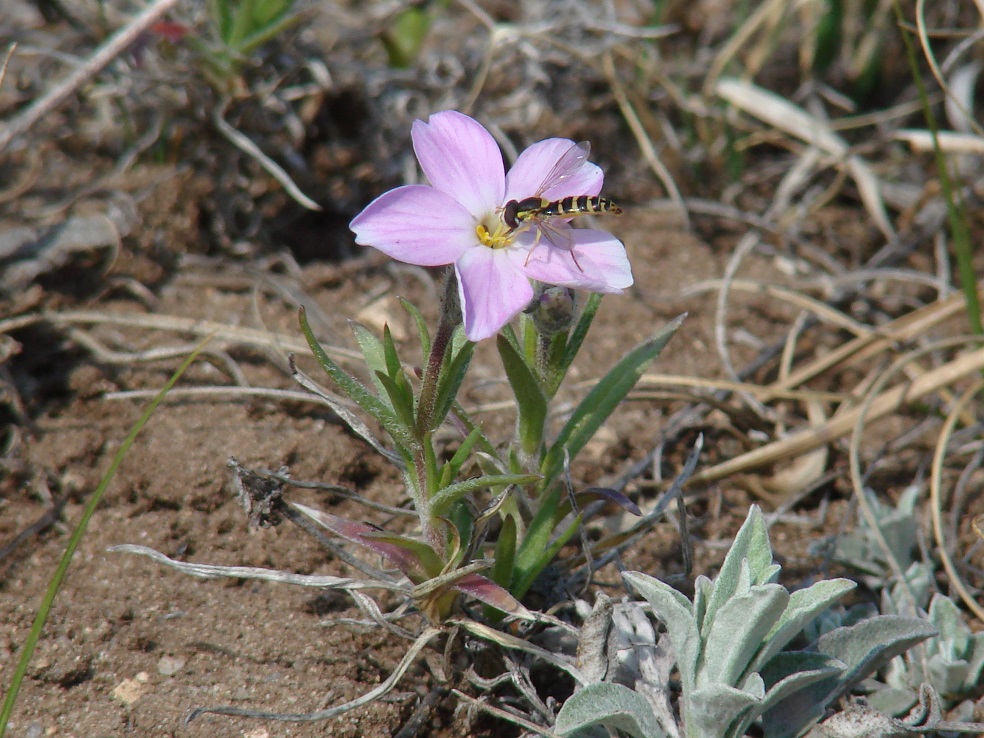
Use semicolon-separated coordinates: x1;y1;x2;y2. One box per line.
538;196;622;219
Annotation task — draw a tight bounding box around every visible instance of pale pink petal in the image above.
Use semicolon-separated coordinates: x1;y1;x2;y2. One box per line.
411;111;505;220
504;138;603;202
569;230;634;291
515;229;632;293
455;247;534;341
350;185;476;266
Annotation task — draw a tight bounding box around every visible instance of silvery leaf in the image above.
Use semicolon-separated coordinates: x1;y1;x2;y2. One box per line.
555;682;668;738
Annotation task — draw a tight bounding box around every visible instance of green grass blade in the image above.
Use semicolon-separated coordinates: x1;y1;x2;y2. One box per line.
0;341;208;736
893;1;982;337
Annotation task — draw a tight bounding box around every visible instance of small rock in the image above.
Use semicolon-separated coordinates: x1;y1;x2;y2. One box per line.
157;655;185;676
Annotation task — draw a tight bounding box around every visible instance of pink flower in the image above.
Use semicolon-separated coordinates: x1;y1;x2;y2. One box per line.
350;110;633;341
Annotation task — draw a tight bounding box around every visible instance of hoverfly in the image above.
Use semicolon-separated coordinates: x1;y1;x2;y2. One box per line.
500;141;623;267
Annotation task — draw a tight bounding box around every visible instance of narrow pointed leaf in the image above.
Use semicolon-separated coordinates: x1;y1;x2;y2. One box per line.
556;487;642;519
362;531;445;578
511;487;564;593
512;508;582;599
291;502;434;583
550;293;603;395
542;315;684;486
430;474;539;517
375;370;417;431
298;307;417;453
452;573;533;619
445;426;484;483
398;297;431;356
381;324;403;378
431;338;474;430
491;514;517;588
497;333;548;458
350;322;389;398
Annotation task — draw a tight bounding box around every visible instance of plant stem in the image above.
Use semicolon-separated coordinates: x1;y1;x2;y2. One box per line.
415;270;460;433
412;269;461;554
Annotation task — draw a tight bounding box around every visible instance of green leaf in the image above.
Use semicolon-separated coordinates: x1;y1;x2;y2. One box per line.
430;474;538;517
511;487;580;598
381;324;403;378
555;683;668;738
298;307;417;453
496;333;548;459
431;337;474;430
541;315;684;486
491;514;517;588
550;293;603;394
398;297;431;357
375;370;416;431
510;487;562;591
350;322;389;398
443;426;484;485
380;5;431;68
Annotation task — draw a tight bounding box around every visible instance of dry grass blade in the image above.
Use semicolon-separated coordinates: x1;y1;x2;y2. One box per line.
189;627;441;723
108;544;407;592
0;309;361;362
690;344;984;484
715;78;895;240
930;382;984;622
451;689;561;738
0;0;182;152
703;0;807;96
601;51;688;227
760;288;980;403
451;618;584;684
915;0;984;139
895;129;984;154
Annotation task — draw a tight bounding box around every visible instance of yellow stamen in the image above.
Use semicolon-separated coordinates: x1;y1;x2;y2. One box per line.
476;222;514;250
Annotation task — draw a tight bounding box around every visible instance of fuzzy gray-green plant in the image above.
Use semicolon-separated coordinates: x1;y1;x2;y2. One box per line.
873;592;984;719
554;506;936;738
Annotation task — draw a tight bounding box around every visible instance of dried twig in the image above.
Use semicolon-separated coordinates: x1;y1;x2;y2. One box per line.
0;0;183;153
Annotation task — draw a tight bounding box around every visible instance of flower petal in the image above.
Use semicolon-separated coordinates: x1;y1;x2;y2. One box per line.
515;229;633;293
504;138;603;202
411;111;505;220
350;185;476;266
456;247;533;341
569;230;634;291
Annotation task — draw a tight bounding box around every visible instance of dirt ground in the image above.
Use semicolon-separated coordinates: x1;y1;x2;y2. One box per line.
3;2;984;737
2;195;754;736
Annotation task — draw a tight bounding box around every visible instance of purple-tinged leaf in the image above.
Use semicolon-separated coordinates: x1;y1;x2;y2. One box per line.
291;502;433;583
452;573;534;620
579;487;642;516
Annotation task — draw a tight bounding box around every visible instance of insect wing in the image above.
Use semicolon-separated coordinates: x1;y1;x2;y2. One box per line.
536;216;574;250
533;141;591;198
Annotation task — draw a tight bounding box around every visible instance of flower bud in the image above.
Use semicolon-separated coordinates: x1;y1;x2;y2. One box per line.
525;284;576;336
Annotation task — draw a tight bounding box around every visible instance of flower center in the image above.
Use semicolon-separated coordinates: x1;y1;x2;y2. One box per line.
476;218;515;250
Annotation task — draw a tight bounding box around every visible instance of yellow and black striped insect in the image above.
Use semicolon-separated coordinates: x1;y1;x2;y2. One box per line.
500;141;623;266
